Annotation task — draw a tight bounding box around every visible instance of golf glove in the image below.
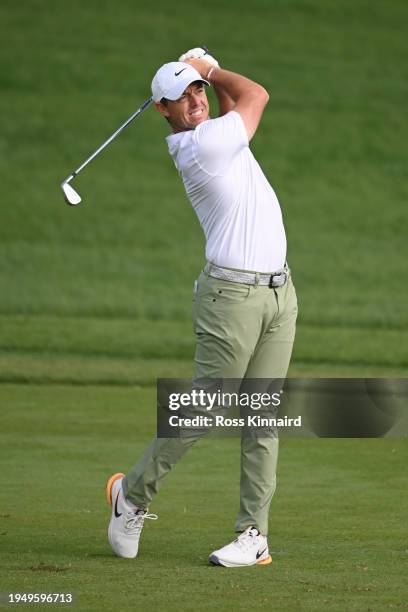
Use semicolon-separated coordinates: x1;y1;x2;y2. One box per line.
178;47;220;68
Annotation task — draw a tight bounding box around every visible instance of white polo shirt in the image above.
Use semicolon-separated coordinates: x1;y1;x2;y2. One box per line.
166;111;287;273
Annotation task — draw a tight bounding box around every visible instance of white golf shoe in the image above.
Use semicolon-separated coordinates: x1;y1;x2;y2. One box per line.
106;473;158;559
209;527;272;567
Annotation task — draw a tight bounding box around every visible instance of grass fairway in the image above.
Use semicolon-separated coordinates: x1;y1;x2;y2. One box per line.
1;0;407;609
1;385;407;611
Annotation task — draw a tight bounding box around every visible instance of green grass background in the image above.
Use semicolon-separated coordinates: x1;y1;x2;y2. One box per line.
0;0;407;609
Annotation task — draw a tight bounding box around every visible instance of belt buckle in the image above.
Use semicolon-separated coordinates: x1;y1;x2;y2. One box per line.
268;272;286;289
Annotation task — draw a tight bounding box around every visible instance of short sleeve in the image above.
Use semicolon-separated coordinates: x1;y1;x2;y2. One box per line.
192;111;249;176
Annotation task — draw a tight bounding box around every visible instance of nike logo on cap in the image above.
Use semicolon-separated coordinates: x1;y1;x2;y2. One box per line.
114;492;122;518
175;68;187;76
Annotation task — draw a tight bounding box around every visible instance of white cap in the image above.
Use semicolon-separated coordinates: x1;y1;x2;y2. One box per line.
151;62;209;103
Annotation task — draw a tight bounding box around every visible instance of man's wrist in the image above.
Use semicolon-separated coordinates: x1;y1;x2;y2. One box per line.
206;66;219;80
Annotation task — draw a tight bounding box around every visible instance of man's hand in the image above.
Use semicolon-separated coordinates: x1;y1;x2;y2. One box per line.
181;57;215;80
179;47;220;71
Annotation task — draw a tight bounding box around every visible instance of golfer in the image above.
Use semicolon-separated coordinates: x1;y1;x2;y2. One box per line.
106;50;298;567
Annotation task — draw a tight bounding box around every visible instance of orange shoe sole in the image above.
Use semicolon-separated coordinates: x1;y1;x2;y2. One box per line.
256;555;272;565
106;472;125;506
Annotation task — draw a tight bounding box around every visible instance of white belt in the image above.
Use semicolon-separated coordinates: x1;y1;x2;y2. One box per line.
204;262;290;288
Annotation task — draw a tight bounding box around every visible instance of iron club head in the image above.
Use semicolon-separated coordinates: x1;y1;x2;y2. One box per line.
61;177;81;206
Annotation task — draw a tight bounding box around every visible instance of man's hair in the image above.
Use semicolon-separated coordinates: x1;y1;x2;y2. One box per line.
160;98;170;123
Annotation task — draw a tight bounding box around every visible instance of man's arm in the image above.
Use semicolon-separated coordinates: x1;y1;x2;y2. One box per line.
185;58;269;140
211;68;269;139
211;80;236;117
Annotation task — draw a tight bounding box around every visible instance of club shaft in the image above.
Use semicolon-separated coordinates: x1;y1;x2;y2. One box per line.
71;96;153;178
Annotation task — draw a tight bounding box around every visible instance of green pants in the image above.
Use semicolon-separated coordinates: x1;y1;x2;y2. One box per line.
123;269;298;535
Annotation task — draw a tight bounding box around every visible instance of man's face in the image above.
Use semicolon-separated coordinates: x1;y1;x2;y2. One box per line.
155;81;210;133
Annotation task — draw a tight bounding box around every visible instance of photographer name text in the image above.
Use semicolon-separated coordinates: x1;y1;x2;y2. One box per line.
168;415;302;428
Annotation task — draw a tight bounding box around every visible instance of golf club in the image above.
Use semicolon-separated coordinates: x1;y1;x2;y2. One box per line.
61;96;153;206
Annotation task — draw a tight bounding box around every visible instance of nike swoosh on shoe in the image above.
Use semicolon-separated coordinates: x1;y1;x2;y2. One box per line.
114;492;122;518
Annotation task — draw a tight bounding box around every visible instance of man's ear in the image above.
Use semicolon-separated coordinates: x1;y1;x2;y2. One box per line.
155;101;170;118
